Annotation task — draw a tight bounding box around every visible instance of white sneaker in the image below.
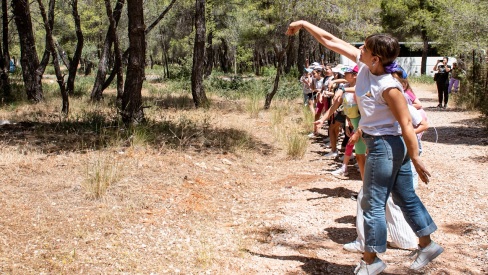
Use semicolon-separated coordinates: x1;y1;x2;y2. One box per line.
324;150;338;158
409;241;444;270
331;167;349;177
307;132;316;138
354;257;387;275
343;240;363;253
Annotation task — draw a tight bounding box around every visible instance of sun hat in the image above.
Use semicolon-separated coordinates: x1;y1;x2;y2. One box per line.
331;64;345;74
344;65;359;74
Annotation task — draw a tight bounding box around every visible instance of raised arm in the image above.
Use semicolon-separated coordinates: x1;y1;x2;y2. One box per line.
383;88;431;183
286;20;360;63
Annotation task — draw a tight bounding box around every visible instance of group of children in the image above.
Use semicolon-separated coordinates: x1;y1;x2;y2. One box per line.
299;59;435;274
300;61;428;180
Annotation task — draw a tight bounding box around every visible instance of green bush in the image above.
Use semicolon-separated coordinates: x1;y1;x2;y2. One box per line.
409;74;435;84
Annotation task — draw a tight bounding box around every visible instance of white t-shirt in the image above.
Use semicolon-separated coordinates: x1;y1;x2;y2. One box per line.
355;61;404;136
408;104;426;140
408;104;422;127
313;75;333;93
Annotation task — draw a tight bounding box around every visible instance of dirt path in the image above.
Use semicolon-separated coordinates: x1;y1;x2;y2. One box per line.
0;82;487;274
237;83;488;274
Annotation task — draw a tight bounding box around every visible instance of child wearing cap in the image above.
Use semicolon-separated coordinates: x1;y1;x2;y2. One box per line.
300;68;314;110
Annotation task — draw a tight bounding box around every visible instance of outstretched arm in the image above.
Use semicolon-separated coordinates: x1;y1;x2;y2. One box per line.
286;21;360;63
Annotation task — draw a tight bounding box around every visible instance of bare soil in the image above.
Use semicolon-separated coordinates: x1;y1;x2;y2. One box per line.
0;83;487;274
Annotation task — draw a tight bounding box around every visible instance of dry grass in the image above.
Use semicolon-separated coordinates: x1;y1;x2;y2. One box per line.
2;81;485;274
0;84;311;274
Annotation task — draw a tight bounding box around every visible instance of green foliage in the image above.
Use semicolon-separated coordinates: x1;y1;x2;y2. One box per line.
409;75;435;84
452;50;488;120
167;57;193;79
236;46;254;73
261;66;277;77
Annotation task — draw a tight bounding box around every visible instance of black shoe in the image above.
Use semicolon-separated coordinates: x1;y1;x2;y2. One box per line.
437;104;442;108
443;104;447;109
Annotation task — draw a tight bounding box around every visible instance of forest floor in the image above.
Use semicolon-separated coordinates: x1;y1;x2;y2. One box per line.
0;81;487;274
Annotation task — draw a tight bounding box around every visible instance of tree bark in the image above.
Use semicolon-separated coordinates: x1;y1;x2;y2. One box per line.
38;0;55;74
253;47;261;76
102;0;176;91
12;0;43;102
37;0;69;114
0;0;10;99
284;35;295;74
122;0;145;124
66;0;84;95
219;38;229;73
191;0;208;108
297;29;308;78
264;37;292;109
91;0;125;101
144;0;177;35
204;30;213;78
421;30;428;75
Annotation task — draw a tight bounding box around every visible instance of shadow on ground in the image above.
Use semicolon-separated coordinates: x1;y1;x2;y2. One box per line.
0;119;274;155
306;186;357;199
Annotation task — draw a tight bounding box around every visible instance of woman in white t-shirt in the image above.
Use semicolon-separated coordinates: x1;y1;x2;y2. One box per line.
286;21;443;274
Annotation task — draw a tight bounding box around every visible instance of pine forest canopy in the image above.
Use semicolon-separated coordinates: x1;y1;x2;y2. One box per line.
1;0;487;120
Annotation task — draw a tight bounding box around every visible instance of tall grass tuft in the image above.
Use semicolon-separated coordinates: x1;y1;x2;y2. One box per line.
301;106;315;134
83;153;121;199
271;105;289;126
286;131;308;159
245;92;261;118
129;124;155;148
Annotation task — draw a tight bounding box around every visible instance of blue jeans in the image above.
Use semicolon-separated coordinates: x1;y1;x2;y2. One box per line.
361;134;437;253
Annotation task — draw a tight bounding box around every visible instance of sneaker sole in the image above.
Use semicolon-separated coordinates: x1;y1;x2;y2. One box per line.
410;246;444;270
371;262;387;275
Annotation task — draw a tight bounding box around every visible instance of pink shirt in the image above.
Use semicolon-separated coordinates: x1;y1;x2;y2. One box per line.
405;89;416;103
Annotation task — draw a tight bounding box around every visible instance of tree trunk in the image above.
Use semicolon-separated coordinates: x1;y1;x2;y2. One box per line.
37;0;69;114
122;0;145;124
421;30;428;75
284;35;295;74
253;47;261;76
0;0;10;99
84;60;93;75
66;0;84;95
191;0;207;108
12;0;43;102
219;38;229;73
91;0;125;101
160;28;170;79
37;0;55;74
264;38;292;109
103;0;176;91
297;29;308;78
204;30;213;78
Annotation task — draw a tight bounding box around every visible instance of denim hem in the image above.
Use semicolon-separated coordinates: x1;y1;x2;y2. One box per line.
364;244;387;253
416;222;438;237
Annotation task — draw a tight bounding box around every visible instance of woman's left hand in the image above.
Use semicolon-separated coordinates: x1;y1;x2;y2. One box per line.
411;157;431;184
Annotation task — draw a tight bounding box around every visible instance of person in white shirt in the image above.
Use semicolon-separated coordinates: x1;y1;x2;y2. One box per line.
286;21;443;275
